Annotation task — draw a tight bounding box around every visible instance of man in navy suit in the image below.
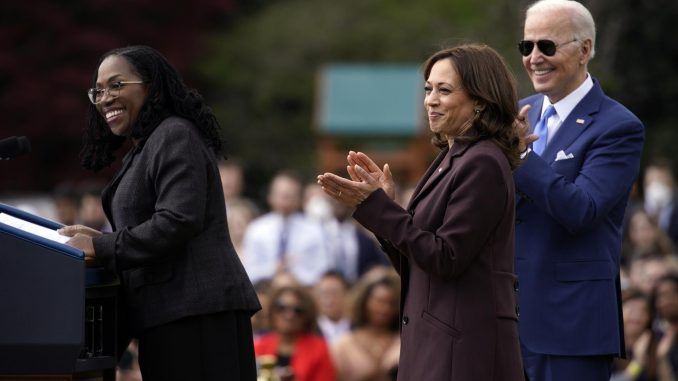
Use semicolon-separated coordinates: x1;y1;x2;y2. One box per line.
514;1;645;380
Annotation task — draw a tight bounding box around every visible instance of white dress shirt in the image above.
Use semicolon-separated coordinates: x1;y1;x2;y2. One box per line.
318;315;351;345
242;212;331;285
322;219;360;282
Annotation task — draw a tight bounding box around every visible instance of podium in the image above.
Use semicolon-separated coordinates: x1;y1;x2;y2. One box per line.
0;203;119;380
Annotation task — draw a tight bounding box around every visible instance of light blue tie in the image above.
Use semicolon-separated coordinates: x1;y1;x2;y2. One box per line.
532;105;556;156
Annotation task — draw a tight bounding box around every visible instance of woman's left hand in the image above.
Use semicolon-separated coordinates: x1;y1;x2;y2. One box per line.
65;233;96;260
58;224;102;238
57;224;99;260
317;165;380;207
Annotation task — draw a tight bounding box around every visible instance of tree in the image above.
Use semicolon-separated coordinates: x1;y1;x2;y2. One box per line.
197;0;524;195
0;0;241;193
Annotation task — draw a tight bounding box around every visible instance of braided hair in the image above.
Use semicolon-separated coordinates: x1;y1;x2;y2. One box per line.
80;45;224;171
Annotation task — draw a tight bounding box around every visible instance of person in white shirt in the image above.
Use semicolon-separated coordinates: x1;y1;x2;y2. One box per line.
243;171;331;285
314;271;352;345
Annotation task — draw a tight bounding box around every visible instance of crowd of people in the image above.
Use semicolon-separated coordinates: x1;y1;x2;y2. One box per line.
613;161;678;381
34;154;678;381
4;0;678;379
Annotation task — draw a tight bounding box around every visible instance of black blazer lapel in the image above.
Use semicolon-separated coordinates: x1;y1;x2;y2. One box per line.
101;146;141;229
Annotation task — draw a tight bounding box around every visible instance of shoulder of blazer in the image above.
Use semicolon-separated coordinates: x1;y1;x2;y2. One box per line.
144;116;201;147
455;139;506;166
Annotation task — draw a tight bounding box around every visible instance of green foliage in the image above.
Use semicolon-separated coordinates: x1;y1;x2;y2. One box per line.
588;0;678;169
197;0;525;191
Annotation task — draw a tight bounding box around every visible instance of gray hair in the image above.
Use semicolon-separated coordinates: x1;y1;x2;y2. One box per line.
526;0;596;59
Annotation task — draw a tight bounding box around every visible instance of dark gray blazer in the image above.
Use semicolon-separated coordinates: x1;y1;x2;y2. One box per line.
93;116;260;336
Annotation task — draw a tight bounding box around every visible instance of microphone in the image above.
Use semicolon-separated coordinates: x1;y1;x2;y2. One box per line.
0;136;31;160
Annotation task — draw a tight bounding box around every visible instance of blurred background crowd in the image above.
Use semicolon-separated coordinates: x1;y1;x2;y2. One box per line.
2;0;678;380
5;158;678;380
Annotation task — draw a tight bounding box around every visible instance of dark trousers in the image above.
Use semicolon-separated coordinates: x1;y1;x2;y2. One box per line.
137;310;257;381
521;342;613;381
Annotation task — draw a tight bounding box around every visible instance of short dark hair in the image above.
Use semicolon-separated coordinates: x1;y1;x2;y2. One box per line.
81;45;224;171
423;44;523;169
319;269;350;289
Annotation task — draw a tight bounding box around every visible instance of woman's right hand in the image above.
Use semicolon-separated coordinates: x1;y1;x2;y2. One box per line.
57;224;103;238
347;151;396;201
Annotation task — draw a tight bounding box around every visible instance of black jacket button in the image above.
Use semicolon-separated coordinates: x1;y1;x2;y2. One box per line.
402;316;409;325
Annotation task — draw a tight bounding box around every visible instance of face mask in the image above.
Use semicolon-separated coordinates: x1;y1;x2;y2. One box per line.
304;195;333;221
645;181;673;215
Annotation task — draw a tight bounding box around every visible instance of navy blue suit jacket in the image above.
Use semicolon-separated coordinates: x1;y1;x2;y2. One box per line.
514;79;644;356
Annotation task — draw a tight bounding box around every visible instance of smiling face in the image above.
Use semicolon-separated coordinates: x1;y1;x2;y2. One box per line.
522;7;591;103
425;59;476;144
95;55;148;136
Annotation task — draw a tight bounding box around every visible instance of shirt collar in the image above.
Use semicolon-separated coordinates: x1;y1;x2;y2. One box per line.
541;74;594;121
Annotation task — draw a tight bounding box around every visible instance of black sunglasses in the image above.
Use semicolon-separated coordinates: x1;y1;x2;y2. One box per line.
274;302;305;315
518;39;578;57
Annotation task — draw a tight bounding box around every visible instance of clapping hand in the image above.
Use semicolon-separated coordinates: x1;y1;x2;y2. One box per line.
347;151;395;201
516;104;538;153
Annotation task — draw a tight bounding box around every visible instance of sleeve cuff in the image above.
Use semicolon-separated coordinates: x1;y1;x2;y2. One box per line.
92;232;119;273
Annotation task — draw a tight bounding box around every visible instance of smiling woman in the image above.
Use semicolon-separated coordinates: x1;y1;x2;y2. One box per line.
58;45;261;381
90;56;148;137
317;44;525;381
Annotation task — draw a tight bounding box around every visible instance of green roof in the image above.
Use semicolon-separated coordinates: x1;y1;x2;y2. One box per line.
316;64;424;136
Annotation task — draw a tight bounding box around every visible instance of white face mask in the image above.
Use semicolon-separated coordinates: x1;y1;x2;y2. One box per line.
645;181;674;215
304;195;334;221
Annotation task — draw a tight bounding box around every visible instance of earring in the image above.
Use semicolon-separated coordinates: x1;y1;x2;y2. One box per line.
474;108;481;114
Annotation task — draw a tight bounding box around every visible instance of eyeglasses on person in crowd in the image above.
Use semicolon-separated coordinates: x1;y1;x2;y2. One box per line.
87;81;146;104
518;39;579;57
273;302;305;315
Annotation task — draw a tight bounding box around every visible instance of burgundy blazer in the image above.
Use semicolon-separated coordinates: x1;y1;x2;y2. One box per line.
353;138;523;381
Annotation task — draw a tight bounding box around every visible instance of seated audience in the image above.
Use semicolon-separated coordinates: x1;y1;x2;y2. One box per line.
653;273;678;380
644;161;678;247
254;285;335;381
623;209;674;265
611;290;657;380
331;273;400;381
243;171;331;285
314;271;352;344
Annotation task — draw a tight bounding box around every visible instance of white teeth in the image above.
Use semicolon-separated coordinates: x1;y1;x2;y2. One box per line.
534;69;552;75
105;109;123;120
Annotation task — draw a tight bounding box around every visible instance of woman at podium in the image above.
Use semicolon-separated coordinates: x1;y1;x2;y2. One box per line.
59;45;261;380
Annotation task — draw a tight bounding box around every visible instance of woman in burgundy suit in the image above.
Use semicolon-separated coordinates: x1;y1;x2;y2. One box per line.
317;44;525;380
